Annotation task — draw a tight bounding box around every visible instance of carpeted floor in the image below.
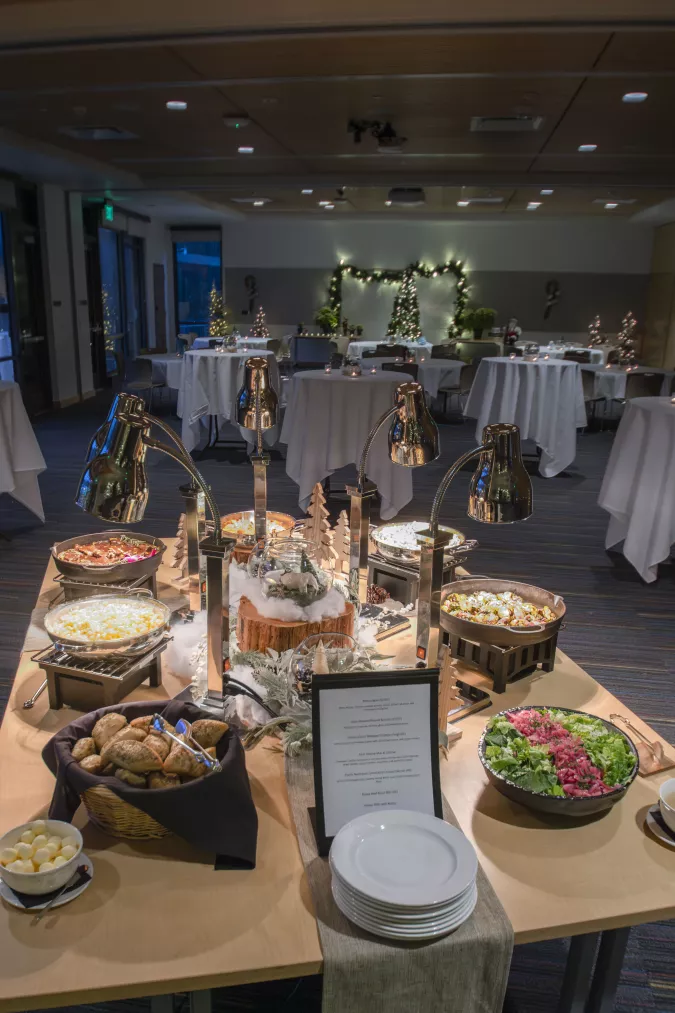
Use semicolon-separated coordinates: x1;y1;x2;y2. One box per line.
1;391;674;1013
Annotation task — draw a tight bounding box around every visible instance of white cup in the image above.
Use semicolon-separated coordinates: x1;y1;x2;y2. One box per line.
659;778;675;833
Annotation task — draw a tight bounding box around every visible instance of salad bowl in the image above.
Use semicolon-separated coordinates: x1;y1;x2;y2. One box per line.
479;706;639;817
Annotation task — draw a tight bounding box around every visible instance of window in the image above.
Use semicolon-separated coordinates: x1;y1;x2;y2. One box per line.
0;217;15;382
173;237;221;337
99;227;122;376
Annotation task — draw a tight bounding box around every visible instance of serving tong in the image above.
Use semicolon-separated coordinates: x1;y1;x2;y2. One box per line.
151;714;221;772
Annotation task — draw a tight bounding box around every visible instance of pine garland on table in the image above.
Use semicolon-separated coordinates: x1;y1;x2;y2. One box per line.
616;311;638;366
251;305;270;338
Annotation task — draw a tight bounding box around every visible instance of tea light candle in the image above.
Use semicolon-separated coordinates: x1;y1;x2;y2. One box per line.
509;353;516;360
605;363;611;369
420;355;426;362
324;364;332;374
370;366;377;374
543;354;549;360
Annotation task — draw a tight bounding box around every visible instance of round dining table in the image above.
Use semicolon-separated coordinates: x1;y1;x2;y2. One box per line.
463;356;586;477
0;380;46;521
143;353;185;390
178;349;279;453
598;396;675;582
349;340;430;363
279;370;414;518
580;363;673;401
192;336;273;351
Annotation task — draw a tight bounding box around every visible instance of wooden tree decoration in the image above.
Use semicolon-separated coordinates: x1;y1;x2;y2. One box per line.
296;483;338;569
587;315;604;347
616;311;638;366
333;510;351;574
251;305;270;338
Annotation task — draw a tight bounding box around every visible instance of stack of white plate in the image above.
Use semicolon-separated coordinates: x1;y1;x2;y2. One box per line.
329;810;478;941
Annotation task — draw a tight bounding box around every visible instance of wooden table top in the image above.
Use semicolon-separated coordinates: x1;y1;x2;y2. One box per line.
0;545;674;1010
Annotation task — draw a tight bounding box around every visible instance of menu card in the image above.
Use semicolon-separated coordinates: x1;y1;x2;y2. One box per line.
311;669;442;853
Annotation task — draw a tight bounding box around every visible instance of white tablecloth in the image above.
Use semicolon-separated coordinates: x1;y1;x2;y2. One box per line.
349;340;430;363
0;381;46;521
177;349;279;453
463;357;586;478
581;364;673;400
142;353;184;389
417;361;464;398
598;397;675;582
521;344;611;365
192;336;272;351
280;371;413;518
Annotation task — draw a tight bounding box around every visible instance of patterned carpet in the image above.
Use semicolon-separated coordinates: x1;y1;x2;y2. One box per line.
1;391;673;1013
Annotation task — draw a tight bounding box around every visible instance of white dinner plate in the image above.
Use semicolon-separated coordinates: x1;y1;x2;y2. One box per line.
332;877;477;934
332;880;477;940
330;810;478;908
330;861;475;920
0;853;93;912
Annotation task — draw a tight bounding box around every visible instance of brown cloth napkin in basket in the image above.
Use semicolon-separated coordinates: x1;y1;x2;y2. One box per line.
285;751;513;1013
43;699;257;868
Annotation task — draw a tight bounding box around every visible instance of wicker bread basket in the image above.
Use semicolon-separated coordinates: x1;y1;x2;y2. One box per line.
81;784;171;840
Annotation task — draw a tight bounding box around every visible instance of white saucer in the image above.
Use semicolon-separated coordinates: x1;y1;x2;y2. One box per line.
330;810;478;908
332;880;477;940
645;805;675;849
0;853;93;912
331;862;475;920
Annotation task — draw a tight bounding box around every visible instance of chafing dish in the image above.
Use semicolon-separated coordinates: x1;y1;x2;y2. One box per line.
440;577;565;647
220;510;296;547
52;531;166;584
43;593;171;660
371;520;473;567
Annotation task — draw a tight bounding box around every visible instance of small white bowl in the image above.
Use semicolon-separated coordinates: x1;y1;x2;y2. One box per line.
0;820;83;895
659;778;675;834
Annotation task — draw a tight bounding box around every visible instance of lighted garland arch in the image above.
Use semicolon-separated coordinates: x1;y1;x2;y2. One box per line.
327;258;470;340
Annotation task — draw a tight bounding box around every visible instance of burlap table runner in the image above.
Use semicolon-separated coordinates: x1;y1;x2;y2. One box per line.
285;751;513;1013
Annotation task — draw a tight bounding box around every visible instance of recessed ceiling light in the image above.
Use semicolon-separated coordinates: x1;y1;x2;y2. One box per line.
318;200;331;206
456;200;470;207
622;92;648;103
604;202;619;209
166;100;187;111
252;200;266;207
578;144;597;152
385;200;392;206
324;203;335;209
238;146;254;154
527;202;541;210
540;189;554;195
301;189;313;194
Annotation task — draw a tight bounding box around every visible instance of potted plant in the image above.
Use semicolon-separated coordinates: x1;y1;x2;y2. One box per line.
469;307;496;339
315;305;338;335
355;325;364;336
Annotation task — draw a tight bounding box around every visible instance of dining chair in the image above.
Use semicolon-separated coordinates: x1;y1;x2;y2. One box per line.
614;371;664;403
431;345;462;360
382;362;419;380
563;350;591;364
580;367;605;428
362;349;377;358
123;356;166;412
376;344;407;357
606;349;620;365
267;338;282;356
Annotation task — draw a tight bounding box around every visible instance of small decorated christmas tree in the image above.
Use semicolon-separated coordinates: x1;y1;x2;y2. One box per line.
251;305;270;338
208;283;231;338
616;311;638;366
587;315;604;347
387;270;422;340
295;483;337;569
333;510;351;575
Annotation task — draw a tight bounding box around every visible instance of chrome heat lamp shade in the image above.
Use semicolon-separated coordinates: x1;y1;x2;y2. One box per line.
388;381;440;468
236;356;278;432
468;424;533;524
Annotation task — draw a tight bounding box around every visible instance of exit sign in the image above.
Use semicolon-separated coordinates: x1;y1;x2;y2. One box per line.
103;201;114;222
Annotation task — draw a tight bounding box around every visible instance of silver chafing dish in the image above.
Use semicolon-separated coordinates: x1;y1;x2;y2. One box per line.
51;531;166;584
371;520;476;568
439;577;565;647
43;593;171;660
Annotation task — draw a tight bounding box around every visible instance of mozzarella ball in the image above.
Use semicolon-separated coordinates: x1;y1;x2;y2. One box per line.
47;836;62;851
32;847;52;866
38;861;55;872
44;842;59;857
15;842;34;860
0;847;18;865
31;834;48;850
20;830;36;845
60;845;77;861
6;860;26;873
31;820;48;835
52;855;67;868
60;836;78;851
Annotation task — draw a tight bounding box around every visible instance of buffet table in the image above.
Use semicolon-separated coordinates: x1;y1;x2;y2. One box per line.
177;349;280;453
1;545;674;1013
598;396;675;582
464;357;586;477
0;380;46;522
280;370;413;518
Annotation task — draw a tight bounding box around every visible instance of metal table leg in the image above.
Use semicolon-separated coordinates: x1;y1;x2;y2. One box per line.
585;927;630;1013
150;995;174;1013
558;933;600;1013
189;988;212;1013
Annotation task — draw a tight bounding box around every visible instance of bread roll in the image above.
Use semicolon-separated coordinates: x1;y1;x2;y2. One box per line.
101;762;116;776
191;719;229;748
100;726;147;762
144;734;170;761
104;739;163;773
148;771;180;790
114;768;147;788
79;754;106;775
72;737;97;761
163;735;203;777
92;713;127;749
131;715;175;735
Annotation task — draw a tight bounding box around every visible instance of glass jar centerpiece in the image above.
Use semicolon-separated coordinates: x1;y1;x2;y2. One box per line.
290;633;371;697
260;538;333;607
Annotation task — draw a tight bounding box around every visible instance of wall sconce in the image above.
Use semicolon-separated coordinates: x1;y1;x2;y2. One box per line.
236;356;279;543
347;382;439;603
415;423;533;667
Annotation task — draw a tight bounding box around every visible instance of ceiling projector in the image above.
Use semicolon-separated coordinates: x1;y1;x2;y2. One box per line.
386;187;426;207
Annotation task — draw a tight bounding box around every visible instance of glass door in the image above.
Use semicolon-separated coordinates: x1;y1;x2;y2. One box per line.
0;216;15;383
98;226;124;377
122;234;146;358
